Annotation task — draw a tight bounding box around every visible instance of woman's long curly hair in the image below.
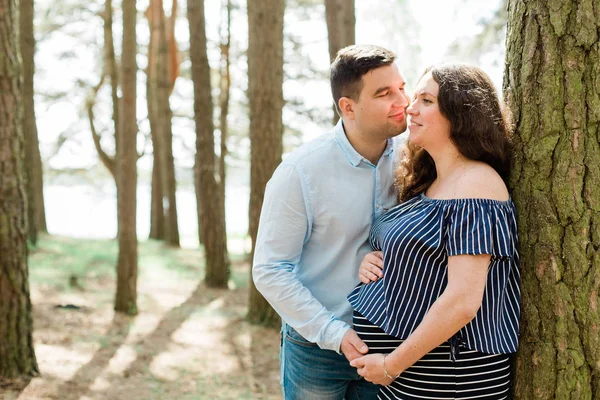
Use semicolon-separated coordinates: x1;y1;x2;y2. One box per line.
397;64;513;202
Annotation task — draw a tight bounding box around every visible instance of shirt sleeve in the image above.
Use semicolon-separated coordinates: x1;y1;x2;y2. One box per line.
444;201;515;259
252;163;350;352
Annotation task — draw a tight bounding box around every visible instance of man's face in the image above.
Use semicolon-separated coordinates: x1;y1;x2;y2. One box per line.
350;64;409;140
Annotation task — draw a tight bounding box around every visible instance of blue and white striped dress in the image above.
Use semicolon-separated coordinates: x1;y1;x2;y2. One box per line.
348;193;520;399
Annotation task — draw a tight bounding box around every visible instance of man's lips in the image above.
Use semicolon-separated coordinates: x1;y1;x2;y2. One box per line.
389;112;405;121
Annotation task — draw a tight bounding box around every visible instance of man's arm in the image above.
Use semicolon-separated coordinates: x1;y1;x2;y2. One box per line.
252;163;362;355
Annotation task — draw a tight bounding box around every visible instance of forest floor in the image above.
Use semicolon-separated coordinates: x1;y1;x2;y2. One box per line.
1;235;281;400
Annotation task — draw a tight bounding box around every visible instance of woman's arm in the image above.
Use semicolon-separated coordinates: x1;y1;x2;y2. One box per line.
350;253;490;384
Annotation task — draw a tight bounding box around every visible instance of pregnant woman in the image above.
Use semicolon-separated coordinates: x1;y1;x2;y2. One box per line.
349;64;520;400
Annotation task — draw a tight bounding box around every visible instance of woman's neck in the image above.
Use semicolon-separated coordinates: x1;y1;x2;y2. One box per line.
430;146;471;183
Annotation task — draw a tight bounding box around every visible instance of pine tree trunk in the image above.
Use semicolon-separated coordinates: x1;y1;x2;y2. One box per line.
0;0;39;378
155;0;179;247
21;0;47;244
188;0;229;288
218;0;231;214
246;0;284;326
147;1;166;241
504;1;600;398
114;0;138;315
324;0;355;124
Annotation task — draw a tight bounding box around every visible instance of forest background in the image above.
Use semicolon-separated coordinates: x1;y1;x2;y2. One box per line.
2;0;599;399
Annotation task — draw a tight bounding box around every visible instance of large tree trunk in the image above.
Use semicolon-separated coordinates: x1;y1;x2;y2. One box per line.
324;0;355;124
504;1;600;398
114;0;138;315
0;0;39;378
246;0;284;326
20;0;47;245
188;0;229;288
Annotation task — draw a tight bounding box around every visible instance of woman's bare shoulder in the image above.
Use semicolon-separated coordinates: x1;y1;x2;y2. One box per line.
455;162;509;201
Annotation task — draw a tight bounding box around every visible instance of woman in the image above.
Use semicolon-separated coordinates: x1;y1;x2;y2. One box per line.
348;64;519;400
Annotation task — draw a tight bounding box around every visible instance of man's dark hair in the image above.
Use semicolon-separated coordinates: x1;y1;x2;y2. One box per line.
330;45;397;116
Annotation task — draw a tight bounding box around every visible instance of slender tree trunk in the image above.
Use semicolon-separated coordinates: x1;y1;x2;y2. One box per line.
147;1;166;241
504;1;600;398
0;0;39;378
246;0;284;326
156;0;179;247
218;0;231;208
20;0;46;245
114;0;138;315
188;0;229;288
324;0;355;124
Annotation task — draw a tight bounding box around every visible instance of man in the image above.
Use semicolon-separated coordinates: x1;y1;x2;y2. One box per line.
253;44;409;400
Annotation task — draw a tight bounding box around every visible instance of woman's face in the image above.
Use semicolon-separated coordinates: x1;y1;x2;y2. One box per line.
406;72;452;151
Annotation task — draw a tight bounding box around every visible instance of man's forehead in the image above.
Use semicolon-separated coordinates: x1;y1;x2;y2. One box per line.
362;64;406;87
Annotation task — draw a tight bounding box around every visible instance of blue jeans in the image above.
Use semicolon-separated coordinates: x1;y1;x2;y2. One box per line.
280;324;380;400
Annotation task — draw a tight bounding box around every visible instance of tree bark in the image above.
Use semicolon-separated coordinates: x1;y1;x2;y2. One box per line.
155;0;180;247
246;0;284;326
188;0;229;288
20;0;47;245
324;0;355;124
0;0;39;378
218;0;231;210
114;0;138;315
504;1;600;398
146;0;166;241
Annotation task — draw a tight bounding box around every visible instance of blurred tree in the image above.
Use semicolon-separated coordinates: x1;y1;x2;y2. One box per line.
147;0;180;247
324;0;354;124
246;0;285;326
504;0;600;398
0;0;39;378
21;0;47;246
448;0;508;66
189;0;230;288
218;0;232;215
114;0;138;315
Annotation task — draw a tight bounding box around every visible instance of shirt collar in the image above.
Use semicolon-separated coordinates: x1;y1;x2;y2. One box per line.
333;120;395;167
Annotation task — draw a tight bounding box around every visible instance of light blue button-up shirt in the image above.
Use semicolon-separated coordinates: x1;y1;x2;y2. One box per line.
252;121;402;352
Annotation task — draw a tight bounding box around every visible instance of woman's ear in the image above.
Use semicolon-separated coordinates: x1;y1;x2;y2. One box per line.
338;97;355;120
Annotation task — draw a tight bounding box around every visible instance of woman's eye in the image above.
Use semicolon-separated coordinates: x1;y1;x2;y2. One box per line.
423;98;432;104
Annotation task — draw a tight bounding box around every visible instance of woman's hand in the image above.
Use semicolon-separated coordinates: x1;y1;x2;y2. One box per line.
350;353;396;386
358;251;384;284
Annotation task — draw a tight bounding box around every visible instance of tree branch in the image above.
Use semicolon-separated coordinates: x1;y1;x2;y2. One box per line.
86;74;117;178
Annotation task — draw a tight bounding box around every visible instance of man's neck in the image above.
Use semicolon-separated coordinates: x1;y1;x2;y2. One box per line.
343;122;388;165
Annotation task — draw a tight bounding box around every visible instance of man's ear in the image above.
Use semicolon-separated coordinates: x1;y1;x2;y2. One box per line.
338;97;355;120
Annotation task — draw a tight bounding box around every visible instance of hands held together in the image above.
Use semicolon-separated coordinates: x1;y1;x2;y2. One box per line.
346;251;398;386
341;328;399;386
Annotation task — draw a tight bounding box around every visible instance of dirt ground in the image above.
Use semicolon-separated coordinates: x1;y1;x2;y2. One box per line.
1;237;282;400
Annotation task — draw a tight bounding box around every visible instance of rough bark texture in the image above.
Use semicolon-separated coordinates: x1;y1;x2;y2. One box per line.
324;0;355;124
0;0;39;378
114;0;138;315
504;1;600;398
246;0;284;326
188;0;229;288
20;0;46;245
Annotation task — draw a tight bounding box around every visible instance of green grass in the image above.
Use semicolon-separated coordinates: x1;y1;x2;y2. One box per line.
28;234;248;290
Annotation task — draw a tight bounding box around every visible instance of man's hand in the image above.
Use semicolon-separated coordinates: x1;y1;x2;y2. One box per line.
340;329;369;362
358;251;384;284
